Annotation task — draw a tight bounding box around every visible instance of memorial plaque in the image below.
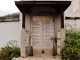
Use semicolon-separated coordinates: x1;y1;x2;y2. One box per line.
32;16;54;48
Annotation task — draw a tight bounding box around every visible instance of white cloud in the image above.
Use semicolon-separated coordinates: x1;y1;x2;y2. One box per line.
0;0;20;15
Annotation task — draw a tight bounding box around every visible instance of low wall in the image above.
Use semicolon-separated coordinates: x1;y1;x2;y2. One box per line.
0;21;21;48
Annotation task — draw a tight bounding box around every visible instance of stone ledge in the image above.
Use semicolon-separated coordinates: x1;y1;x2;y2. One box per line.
12;54;61;60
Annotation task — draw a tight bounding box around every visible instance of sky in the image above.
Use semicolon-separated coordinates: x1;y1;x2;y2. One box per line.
0;0;73;16
0;0;20;16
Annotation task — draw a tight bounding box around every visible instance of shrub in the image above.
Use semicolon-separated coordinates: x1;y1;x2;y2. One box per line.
0;40;20;60
60;24;80;60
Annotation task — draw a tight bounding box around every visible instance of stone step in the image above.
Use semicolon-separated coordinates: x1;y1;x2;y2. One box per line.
12;54;61;60
12;58;61;60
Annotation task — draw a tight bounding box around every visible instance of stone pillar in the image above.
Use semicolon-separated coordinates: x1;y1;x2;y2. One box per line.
25;14;31;56
60;7;65;50
21;8;26;57
21;29;26;57
56;7;65;54
60;7;65;48
57;29;65;54
60;29;65;48
57;31;61;54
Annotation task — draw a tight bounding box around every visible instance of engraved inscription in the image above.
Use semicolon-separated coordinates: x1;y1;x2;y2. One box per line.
32;16;54;48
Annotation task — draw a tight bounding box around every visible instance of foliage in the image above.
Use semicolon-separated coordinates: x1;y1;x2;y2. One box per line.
0;12;19;21
0;40;20;60
50;36;57;42
0;17;6;20
60;24;80;60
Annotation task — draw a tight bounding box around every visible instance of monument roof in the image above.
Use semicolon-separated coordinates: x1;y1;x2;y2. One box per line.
15;1;71;12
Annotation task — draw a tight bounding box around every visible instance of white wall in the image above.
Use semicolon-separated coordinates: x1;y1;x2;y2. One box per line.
65;0;80;17
0;21;21;48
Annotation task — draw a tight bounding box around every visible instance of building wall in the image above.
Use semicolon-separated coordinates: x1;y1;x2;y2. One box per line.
0;13;22;49
65;0;80;17
0;21;21;48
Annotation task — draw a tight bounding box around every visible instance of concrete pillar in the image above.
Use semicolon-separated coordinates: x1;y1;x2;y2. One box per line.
21;29;26;57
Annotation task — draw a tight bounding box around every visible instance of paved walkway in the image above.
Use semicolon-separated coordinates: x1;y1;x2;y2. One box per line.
12;54;61;60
